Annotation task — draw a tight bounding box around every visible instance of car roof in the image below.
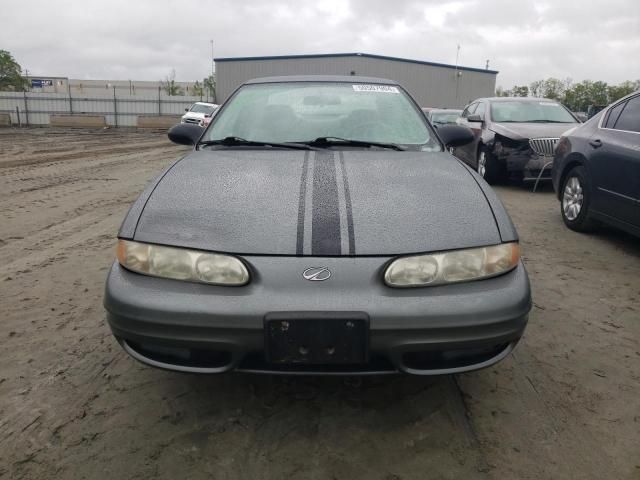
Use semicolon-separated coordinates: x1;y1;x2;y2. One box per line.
244;75;397;85
478;97;562;103
429;108;462;113
194;102;217;106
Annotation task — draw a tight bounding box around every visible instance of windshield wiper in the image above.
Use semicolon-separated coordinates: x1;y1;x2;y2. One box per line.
524;120;573;123
199;136;319;150
299;136;406;151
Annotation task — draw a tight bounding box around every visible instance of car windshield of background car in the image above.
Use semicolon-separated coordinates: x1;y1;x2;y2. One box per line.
432;112;461;124
190;104;215;114
491;101;578;123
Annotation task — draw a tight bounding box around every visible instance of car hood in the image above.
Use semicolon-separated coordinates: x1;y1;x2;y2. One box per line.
490;122;577;141
133;149;502;256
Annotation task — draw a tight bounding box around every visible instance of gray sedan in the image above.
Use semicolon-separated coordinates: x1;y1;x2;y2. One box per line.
455;97;580;184
104;76;531;375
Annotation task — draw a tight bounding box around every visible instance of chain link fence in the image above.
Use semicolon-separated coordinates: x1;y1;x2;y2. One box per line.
0;88;208;127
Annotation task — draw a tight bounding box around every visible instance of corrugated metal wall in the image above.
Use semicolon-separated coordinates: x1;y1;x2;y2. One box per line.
0;92;203;127
216;56;496;108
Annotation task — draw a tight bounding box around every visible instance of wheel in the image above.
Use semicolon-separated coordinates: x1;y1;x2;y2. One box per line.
476;146;506;185
560;166;596;232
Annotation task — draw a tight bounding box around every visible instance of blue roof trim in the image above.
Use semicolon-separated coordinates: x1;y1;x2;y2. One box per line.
214;52;499;74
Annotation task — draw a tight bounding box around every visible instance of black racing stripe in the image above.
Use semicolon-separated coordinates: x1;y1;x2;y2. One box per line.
296;151;310;255
312;151;342;255
339;151;356;255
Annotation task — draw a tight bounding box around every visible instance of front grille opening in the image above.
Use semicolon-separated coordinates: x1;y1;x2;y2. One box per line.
525;168;552;179
238;352;397;374
529;138;559;156
127;341;232;369
402;343;509;371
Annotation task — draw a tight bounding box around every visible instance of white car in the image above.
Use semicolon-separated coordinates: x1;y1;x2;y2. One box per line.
181;102;218;125
198;106;219;127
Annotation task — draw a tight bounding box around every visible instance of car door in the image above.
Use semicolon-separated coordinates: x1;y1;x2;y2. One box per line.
454;102;478;164
589;94;640;227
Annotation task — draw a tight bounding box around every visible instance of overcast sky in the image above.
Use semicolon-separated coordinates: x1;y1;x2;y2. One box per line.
2;0;639;89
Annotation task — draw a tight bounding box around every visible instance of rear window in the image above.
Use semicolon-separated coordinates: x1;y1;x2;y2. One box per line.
604;101;626;129
612;95;640;132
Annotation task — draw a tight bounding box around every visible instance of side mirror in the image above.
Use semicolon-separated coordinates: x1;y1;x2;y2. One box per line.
184;108;189;112
168;123;203;146
437;125;474;148
204;114;211;118
467;114;483;123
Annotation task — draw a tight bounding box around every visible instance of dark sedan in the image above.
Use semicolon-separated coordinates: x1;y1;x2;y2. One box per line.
104;76;531;375
552;91;640;236
454;97;580;184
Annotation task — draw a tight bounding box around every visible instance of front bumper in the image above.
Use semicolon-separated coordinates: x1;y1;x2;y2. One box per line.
181;117;202;125
104;256;532;375
502;151;554;180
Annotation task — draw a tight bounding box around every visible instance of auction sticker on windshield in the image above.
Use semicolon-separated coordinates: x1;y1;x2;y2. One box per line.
352;85;400;93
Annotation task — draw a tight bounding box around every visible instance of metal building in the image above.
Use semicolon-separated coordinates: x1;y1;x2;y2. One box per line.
23;76;198;97
214;52;498;108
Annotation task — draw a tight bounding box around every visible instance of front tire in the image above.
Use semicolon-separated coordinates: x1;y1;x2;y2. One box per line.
476;146;506;185
560;166;596;232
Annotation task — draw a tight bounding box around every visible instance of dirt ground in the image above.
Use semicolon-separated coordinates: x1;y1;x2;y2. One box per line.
0;128;638;480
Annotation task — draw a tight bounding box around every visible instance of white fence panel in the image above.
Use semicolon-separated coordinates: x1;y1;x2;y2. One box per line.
0;92;204;127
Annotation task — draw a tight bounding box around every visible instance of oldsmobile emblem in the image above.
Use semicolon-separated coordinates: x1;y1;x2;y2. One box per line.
302;266;331;281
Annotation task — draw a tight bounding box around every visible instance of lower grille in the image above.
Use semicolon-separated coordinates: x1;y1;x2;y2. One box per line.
529;137;559;156
184;118;200;124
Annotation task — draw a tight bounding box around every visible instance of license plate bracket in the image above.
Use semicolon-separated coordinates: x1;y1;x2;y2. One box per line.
264;312;369;365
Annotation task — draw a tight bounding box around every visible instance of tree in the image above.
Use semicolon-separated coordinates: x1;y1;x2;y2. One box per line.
541;78;565;100
203;74;216;103
529;80;544;98
589;81;609;106
192;80;204;97
563;80;609;111
529;78;570;100
508;77;639;112
511;85;529;97
0;50;27;91
161;69;183;96
608;80;639;103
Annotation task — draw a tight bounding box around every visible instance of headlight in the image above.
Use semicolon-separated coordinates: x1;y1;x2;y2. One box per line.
384;242;519;288
116;240;250;286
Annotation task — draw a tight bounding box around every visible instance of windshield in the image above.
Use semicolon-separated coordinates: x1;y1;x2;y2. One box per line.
490;101;577;123
431;111;461;124
205;82;439;150
190;104;216;114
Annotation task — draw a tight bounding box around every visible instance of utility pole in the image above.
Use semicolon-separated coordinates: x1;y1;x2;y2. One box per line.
210;40;215;103
485;59;490;70
454;45;461;105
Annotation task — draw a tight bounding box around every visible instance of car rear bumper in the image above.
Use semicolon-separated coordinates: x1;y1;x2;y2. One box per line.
104;257;532;375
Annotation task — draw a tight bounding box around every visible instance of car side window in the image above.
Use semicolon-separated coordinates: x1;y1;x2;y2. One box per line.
474;102;486;119
613;95;640;133
462;103;477;118
604;101;627;129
